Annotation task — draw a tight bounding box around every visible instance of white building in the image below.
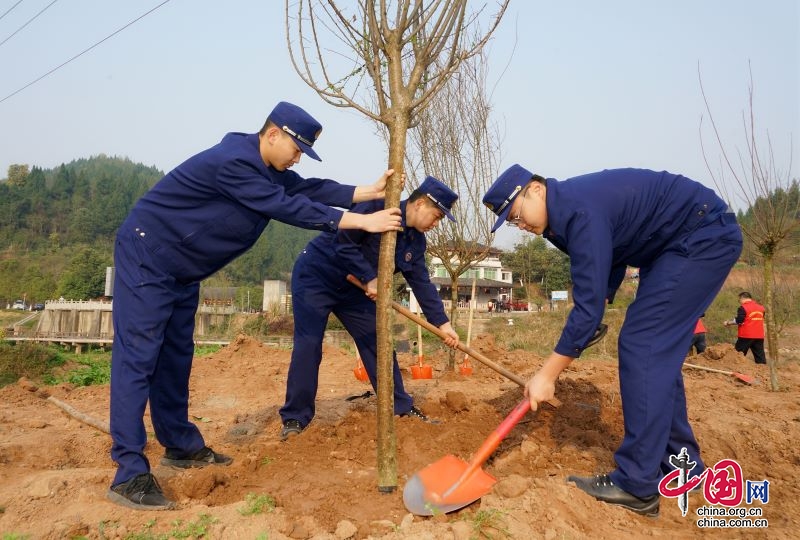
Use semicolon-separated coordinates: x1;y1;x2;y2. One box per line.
424;245;516;312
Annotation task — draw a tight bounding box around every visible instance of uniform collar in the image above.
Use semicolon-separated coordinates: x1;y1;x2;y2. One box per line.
542;177;564;242
400;199;409;232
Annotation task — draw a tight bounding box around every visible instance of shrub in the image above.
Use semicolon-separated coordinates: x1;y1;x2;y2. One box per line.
0;342;64;387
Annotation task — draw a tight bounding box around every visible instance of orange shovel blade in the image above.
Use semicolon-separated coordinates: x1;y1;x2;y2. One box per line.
353;359;369;382
411;358;433;379
403;398;531;516
459;358;473;376
403;455;496;515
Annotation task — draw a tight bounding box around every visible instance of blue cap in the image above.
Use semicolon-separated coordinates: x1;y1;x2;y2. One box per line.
483;164;534;232
268;101;323;161
418;176;458;221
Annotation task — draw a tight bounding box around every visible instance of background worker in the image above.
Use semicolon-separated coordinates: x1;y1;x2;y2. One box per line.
108;101;403;510
724;291;766;364
483;165;742;517
690;315;707;355
280;176;460;439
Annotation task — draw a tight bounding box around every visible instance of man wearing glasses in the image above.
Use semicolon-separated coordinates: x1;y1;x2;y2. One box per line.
482;165;742;517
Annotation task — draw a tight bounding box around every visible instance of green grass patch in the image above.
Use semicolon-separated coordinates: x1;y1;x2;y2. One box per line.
114;514;218;540
193;344;222;357
2;533;32;540
468;508;510;539
238;493;276;516
42;348;110;386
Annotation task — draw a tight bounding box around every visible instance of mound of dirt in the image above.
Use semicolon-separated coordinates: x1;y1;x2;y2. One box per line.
0;334;797;539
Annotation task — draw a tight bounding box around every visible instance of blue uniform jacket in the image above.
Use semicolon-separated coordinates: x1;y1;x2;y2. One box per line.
308;199;450;327
121;132;354;283
543;168;728;357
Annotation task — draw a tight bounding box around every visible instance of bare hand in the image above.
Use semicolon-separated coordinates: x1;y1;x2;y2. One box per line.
365;278;378;300
524;371;556;412
438;322;460;348
360;208;402;232
371;169;404;199
339;208;401;231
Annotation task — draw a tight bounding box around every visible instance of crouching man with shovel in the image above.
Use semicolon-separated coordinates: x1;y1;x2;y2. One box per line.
482;165;742;517
279;176;460;440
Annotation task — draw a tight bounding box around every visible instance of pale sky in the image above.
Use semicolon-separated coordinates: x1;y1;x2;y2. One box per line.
1;0;797;249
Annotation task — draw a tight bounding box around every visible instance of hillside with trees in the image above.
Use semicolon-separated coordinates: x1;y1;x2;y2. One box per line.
2;157;798;313
0;157;317;306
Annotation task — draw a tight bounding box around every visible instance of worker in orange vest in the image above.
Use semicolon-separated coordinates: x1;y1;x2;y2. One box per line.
724;292;766;364
689;315;707;354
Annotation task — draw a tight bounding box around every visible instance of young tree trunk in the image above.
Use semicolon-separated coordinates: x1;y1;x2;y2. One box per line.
448;277;459;369
375;114;409;491
762;254;780;390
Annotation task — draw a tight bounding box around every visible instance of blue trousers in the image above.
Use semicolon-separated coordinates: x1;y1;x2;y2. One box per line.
109;229;205;485
280;247;414;427
610;215;742;497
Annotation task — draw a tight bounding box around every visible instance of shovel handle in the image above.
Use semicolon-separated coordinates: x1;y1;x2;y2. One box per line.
346;275;561;408
683;362;755;384
469;398;530;466
683;362;734;376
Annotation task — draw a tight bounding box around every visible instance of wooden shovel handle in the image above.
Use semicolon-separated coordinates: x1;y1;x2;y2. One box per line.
469;398;530;466
684;362;733;375
683;361;755;384
346;274;561;408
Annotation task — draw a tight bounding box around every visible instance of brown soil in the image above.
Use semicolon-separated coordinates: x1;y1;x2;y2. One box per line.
1;333;798;539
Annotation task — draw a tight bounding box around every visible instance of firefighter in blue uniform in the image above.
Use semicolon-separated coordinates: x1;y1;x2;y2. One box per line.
280;176;460;439
483;165;742;517
108;101;404;510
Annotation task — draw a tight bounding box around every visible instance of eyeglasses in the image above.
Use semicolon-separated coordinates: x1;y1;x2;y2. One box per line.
281;125;313;146
506;187;528;227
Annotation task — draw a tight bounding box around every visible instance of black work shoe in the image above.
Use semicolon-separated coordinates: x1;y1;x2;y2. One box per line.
399;406;441;424
567;474;660;517
161;446;233;468
281;419;304;440
107;473;176;510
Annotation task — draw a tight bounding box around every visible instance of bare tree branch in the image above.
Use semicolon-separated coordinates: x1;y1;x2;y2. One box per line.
285;0;510;491
699;61;800;391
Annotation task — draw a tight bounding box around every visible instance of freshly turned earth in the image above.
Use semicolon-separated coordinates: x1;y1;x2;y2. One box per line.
0;332;797;539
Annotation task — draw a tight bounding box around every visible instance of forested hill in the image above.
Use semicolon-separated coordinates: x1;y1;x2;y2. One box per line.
0;156;318;305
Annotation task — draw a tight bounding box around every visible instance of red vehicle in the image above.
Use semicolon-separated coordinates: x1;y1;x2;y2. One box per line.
508;300;529;311
495;300;528;312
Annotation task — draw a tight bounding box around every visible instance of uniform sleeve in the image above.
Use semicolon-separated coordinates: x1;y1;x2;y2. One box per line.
215;159;350;231
555;211;612;357
404;245;449;328
606;264;627;304
735;306;746;325
333;201;380;283
278;173;356;209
